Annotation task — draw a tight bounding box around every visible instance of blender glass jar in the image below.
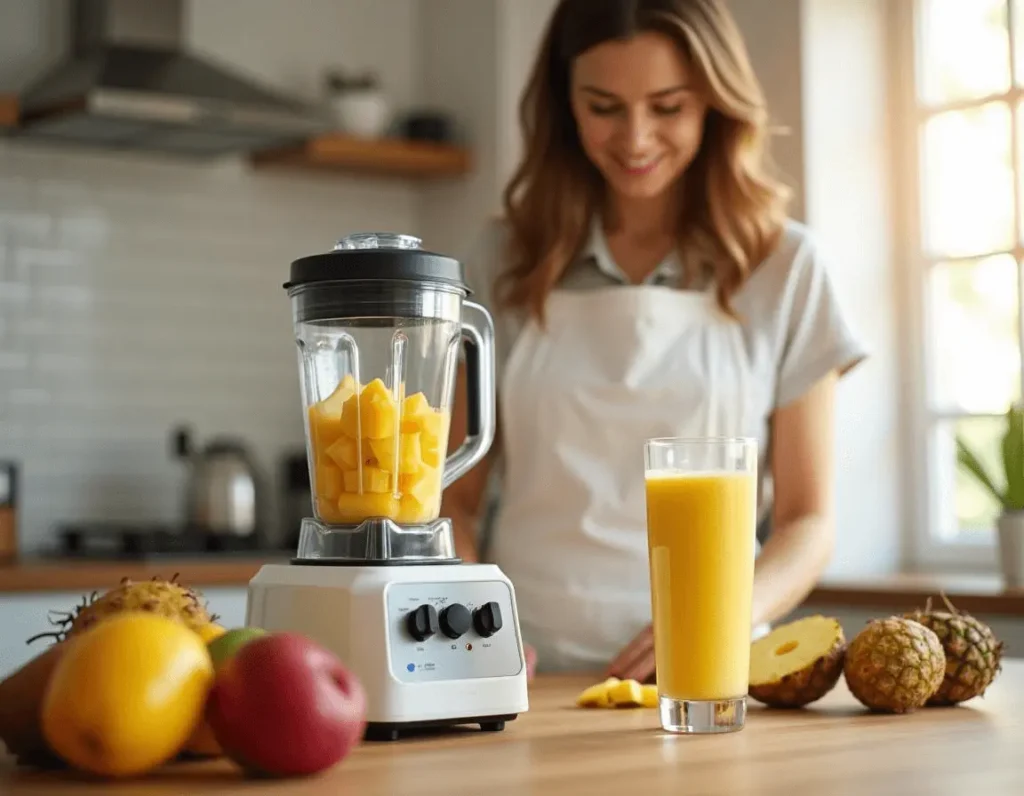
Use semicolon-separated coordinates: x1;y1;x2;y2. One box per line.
286;232;495;528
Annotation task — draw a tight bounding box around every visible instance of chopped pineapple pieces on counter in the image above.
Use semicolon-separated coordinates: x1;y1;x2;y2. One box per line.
575;677;659;709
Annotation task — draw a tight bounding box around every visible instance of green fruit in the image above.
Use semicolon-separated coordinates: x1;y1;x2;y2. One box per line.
208;627;268;667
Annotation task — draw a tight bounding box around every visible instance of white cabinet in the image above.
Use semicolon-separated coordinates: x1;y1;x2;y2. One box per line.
0;588;250;680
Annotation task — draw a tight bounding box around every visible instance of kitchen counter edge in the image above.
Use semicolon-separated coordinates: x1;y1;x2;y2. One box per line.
1;559;1023;617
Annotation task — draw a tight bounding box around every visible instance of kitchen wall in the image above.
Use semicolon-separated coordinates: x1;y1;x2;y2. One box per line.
0;0;906;576
0;0;424;552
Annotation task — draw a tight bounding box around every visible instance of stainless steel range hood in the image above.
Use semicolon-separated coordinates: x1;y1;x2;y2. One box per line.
13;0;327;157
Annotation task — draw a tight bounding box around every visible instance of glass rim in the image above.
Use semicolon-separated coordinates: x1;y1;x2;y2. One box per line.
644;436;757;448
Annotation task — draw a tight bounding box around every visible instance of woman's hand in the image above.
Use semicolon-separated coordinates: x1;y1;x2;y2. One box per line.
605;625;655;682
525;643;538;681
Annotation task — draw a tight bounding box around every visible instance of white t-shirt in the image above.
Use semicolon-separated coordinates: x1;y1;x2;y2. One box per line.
459;215;869;552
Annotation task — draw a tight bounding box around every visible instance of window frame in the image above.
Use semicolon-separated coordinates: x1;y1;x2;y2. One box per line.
894;0;1024;571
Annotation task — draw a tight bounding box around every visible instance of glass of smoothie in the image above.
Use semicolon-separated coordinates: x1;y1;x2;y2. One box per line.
643;436;757;734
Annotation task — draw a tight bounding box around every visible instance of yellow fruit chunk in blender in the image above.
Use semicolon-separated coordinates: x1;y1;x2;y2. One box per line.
307;376;449;524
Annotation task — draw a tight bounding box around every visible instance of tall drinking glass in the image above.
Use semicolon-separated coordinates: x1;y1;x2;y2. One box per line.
644;437;758;734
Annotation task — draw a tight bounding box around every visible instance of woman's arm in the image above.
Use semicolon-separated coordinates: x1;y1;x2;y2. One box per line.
439;362;496;564
751;369;839;627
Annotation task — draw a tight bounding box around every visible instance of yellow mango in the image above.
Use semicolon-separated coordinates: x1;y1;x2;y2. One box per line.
421;428;444;468
337;492;400;522
41;612;214;778
576;678;620;708
307;375;358;448
400;465;441;506
608;679;644;707
400;393;448;439
342;465;392;494
369;432;424;474
640;684;659;709
340;389;399;440
324;435;365;470
317;498;346;524
395;493;441;524
315;461;343;501
400;392;432;432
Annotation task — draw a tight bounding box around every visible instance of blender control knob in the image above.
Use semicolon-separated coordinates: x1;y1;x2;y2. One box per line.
439;604;472;639
473;602;503;637
406;604;439;642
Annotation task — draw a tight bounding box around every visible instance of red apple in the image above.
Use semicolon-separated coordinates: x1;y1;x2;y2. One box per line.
206;632;367;777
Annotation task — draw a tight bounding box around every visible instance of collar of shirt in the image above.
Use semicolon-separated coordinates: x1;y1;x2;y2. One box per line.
579;215;682;286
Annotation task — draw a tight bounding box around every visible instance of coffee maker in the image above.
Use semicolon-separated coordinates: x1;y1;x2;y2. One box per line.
245;232;529;741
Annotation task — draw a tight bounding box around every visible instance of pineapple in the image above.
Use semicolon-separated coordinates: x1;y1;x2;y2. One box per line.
27;574;217;645
903;594;1004;706
748;615;846;708
843;617;945;713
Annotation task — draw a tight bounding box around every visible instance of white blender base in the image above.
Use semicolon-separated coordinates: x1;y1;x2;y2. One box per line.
245;561;530;741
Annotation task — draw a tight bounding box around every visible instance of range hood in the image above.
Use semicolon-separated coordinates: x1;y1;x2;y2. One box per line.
13;0;327;157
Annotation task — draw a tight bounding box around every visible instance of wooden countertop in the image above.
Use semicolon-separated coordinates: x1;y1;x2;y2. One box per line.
2;664;1022;794
3;557;1024;617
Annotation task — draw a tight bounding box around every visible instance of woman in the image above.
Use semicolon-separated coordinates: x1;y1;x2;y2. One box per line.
441;0;867;681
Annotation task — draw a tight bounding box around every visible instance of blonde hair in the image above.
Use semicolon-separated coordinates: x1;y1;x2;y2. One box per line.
497;0;791;322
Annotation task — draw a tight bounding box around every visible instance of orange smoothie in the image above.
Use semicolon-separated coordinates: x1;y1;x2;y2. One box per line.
645;469;756;701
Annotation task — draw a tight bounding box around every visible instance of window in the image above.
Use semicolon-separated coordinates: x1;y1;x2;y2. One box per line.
900;0;1024;567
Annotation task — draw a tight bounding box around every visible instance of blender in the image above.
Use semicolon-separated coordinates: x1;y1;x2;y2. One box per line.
245;232;529;742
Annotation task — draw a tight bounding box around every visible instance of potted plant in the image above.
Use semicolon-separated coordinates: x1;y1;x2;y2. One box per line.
956;403;1024;589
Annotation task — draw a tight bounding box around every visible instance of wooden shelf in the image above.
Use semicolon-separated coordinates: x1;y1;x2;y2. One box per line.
804;572;1024;617
0;94;18;128
250;132;473;179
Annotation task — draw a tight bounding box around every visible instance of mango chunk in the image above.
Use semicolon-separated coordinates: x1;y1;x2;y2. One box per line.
336;492;400;522
398;465;440;506
575;678;658;709
314;461;343;501
575;678;620;708
368;432;424;474
608;679;644;707
342;466;391;494
306;377;451;524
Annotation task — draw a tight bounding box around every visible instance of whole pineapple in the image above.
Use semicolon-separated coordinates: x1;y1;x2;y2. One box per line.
28;574;216;644
843;617;945;713
903;594;1004;706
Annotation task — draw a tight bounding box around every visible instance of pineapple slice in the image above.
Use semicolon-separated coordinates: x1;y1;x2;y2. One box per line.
748;615;846;708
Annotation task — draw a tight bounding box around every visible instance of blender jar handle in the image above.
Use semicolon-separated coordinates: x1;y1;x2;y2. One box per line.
443;300;497;489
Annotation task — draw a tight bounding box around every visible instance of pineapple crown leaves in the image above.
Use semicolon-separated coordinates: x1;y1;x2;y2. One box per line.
956;404;1024;512
24;573;219;646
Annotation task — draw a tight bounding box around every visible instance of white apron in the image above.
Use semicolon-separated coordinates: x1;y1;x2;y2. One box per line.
490;284;763;672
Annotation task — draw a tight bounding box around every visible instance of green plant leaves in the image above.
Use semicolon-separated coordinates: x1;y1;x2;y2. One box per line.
956;434;1006;509
1002;405;1024;511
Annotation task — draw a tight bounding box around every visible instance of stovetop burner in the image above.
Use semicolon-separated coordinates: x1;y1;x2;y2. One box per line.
53;522;279;560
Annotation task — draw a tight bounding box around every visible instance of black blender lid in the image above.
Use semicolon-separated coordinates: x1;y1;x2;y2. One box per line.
285;232;470;293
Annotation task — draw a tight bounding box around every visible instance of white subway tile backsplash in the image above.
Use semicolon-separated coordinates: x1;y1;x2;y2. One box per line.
0;139;421;552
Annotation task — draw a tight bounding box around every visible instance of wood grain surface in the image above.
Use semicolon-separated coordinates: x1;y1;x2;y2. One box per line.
2;662;1021;795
